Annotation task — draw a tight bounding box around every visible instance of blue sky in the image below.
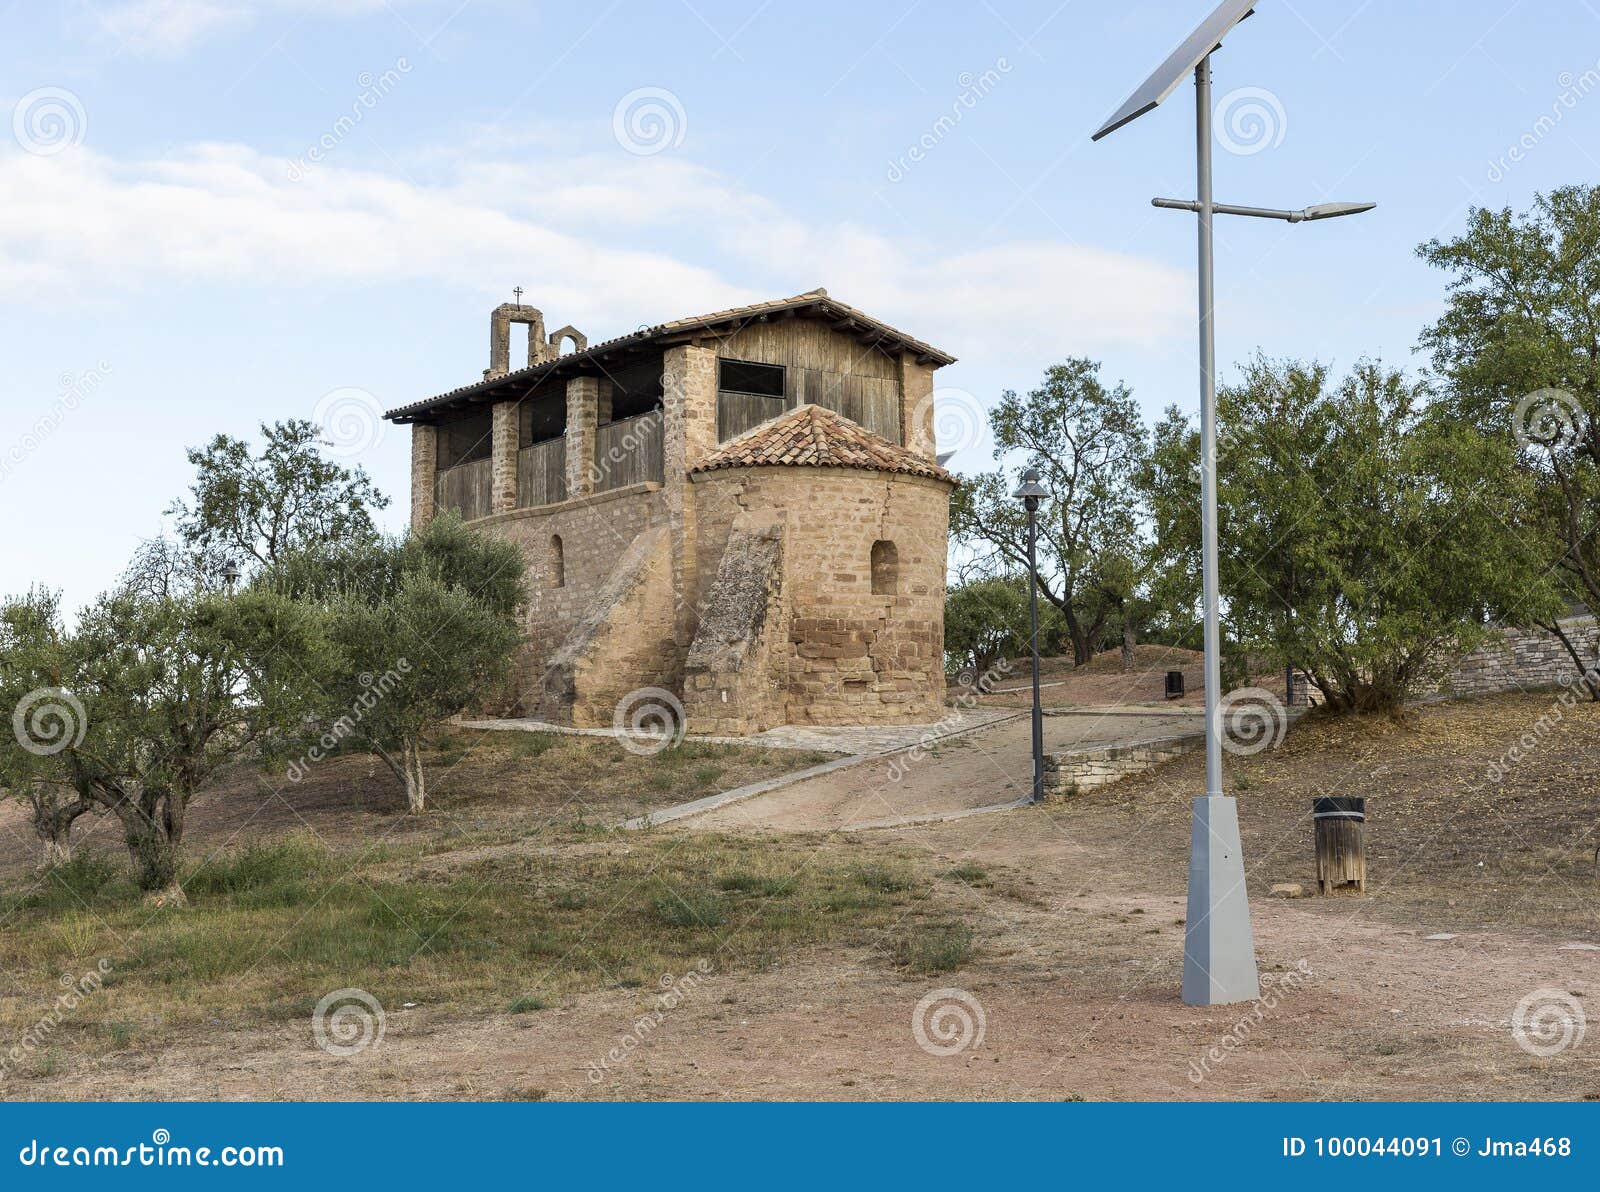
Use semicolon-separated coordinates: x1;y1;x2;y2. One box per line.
5;0;1600;612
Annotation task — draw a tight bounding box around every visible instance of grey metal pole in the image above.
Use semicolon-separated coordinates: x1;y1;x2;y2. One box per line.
1195;55;1223;802
1182;52;1259;1007
1026;498;1044;803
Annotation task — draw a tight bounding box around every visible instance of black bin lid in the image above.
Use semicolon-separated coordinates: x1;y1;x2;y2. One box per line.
1313;796;1365;820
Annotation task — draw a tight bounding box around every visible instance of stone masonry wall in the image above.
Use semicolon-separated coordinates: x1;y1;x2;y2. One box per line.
467;484;670;712
1043;732;1204;796
1435;615;1598;698
410;423;437;529
689;466;950;726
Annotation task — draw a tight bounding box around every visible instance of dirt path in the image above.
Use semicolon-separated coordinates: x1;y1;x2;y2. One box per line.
685;710;1200;832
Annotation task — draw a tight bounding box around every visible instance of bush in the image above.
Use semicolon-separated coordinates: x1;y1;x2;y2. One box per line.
508;994;550;1013
716;872;793;897
651;888;726;928
44;850;121;901
893;922;975;973
852;865;914;893
185;836;329;901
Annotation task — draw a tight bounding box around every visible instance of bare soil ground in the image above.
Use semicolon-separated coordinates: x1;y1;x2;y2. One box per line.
4;693;1598;1101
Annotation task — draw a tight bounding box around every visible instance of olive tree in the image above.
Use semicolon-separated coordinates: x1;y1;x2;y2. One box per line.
267;513;526;813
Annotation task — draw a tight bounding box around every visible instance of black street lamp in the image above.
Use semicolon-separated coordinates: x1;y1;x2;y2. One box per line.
1012;467;1050;803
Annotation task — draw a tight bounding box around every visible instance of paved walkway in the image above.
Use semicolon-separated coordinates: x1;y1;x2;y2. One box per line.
680;708;1202;833
459;706;1016;755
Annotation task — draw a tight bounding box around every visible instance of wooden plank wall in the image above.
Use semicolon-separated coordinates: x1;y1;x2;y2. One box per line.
517;437;567;508
714;322;903;444
718;392;787;441
434;457;493;521
594;410;664;492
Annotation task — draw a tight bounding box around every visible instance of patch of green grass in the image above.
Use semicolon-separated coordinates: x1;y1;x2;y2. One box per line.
41;851;122;904
511;732;558;759
852;865;915;893
508;994;551;1013
693;764;725;786
552;889;588;910
892;922;976;973
716;872;793;897
651;887;727;929
647;771;675;793
939;863;990;885
185;836;329;907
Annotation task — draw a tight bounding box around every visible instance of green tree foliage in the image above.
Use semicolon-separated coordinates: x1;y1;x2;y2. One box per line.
0;590;95;867
951;359;1149;665
1418;185;1600;693
1157;357;1530;712
170;418;389;574
0;584;318;895
944;576;1031;681
266;512;526;813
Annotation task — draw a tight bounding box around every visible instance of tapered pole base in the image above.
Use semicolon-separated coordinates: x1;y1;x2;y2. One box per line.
1182;794;1260;1006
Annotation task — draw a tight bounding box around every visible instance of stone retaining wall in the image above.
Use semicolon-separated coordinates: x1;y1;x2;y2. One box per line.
1436;615;1597;698
1043;732;1204;796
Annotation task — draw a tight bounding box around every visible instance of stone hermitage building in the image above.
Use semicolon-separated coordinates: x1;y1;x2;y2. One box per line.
384;290;958;735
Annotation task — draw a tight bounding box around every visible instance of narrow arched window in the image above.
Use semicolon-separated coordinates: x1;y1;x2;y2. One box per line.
549;534;565;588
871;540;898;595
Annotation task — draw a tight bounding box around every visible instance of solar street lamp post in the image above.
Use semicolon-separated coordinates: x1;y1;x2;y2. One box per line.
1091;1;1375;1006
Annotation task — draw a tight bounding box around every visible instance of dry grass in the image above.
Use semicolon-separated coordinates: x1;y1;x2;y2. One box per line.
1064;691;1600;936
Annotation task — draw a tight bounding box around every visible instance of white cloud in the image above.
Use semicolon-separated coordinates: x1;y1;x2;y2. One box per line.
92;0;396;55
0;138;1189;365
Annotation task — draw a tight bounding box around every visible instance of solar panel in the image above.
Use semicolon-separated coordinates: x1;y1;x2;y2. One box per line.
1091;0;1258;141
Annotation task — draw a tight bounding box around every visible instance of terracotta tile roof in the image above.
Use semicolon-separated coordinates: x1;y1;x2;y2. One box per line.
690;403;955;483
384;288;956;423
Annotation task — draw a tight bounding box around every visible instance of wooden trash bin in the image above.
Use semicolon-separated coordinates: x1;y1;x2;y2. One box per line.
1313;796;1366;895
